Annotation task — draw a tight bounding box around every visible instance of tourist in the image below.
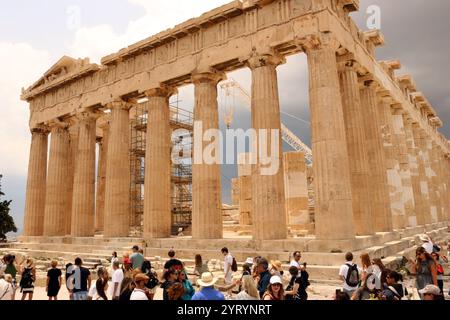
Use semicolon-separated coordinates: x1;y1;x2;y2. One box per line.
164;249;183;271
360;253;380;284
19;258;36;300
285;266;308;301
161;268;179;300
194;254;209;276
168;282;185;301
130;245;145;270
192;272;225;300
351;273;381;300
420;234;434;254
4;254;17;300
130;273;150;300
431;252;445;294
118;277;135;301
110;252;119;273
372;258;387;285
0;274;14;300
242;263;252;277
0;256;6;277
252;256;262;278
338;252;361;297
290;251;303;270
94;267;109;300
263;275;285;301
221;247;235;285
270;260;283;277
46;260;62;300
410;247;437;292
231;275;260;300
419;284;445;301
382;270;407;301
123;257;133;278
70;257;92;301
256;258;272;298
334;290;350;301
111;261;124;300
143;263;159;301
179;269;195;300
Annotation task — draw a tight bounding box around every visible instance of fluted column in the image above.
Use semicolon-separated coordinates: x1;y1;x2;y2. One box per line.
71;112;98;237
305;37;354;240
143;87;176;239
65;123;78;235
192;71;224;239
426;139;441;223
431;142;445;222
338;60;373;236
390;109;417;227
378;97;406;230
95;120;109;233
23;127;49;237
103;100;131;238
43;124;70;236
404;117;426;226
360;80;392;232
445;155;450;221
247;53;287;240
411;124;432;224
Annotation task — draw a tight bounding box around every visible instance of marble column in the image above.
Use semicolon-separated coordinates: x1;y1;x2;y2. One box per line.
426;139;440;223
247;53;287;240
238;153;252;226
378;97;406;230
103;100;131;238
95;121;109;233
404;117;426;226
390;109;417;227
71;112;98;237
305;38;354;240
191;71;224;239
65;123;78;235
360;80;392;232
431;142;445;222
143;87;175;239
23;127;49;237
338;60;374;236
43;124;70;236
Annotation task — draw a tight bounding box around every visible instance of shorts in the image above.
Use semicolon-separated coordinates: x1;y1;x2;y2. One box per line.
73;291;89;300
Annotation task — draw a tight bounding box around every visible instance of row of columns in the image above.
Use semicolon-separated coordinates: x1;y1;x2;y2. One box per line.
23;35;450;241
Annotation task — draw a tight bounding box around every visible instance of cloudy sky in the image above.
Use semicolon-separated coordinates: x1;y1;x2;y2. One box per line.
1;0;449;234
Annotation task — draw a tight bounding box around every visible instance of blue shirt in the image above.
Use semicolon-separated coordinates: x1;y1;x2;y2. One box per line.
191;287;225;301
258;271;271;298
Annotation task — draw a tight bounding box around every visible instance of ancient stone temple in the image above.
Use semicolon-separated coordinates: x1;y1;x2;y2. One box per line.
17;0;449;276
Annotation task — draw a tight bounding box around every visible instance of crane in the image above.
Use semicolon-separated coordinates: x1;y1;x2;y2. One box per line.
220;79;313;164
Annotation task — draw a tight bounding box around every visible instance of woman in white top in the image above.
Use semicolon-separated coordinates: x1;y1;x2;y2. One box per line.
130;273;150;301
232;275;260;300
0;274;14;300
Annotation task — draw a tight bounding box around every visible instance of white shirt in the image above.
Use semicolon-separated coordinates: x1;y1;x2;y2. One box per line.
110;268;124;298
130;288;148;300
110;257;119;272
339;262;362;291
224;254;233;274
422;242;433;254
88;282;97;299
234;291;259;300
0;279;14;300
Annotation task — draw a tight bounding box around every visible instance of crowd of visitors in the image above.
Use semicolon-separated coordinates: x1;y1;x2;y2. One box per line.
0;235;448;301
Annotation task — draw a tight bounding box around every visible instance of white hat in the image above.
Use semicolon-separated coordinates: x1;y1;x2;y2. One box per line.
419;234;430;242
245;257;254;265
197;272;218;287
269;275;283;285
419;285;441;296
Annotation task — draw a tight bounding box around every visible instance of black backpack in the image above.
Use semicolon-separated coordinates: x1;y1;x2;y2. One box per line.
231;257;238;272
20;268;33;288
145;270;160;289
345;264;360;287
141;260;152;274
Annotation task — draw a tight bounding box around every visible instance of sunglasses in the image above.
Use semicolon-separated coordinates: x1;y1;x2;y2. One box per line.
272;283;282;287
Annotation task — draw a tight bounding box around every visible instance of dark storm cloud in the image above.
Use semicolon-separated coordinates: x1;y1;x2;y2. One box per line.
352;0;450;137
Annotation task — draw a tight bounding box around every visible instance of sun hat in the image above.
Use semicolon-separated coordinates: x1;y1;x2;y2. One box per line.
419;285;441;296
269;275;283;285
197;272;218;287
134;273;150;283
245;257;254;265
419;234;430;242
270;260;283;272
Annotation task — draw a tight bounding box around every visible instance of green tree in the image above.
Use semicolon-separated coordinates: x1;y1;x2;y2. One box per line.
0;174;17;241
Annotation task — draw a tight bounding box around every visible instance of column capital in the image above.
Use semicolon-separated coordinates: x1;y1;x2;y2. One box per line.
76;110;102;123
299;33;340;54
46;119;70;132
191;69;226;85
105;98;133;111
144;86;177;98
245;51;285;70
30;125;50;135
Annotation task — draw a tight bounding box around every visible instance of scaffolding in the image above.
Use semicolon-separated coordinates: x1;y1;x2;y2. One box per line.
130;100;194;236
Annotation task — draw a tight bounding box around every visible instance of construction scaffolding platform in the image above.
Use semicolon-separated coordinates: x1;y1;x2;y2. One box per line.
130;101;193;236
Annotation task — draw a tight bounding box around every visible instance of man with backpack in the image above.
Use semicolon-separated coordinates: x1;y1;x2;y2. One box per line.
339;252;361;297
221;247;237;285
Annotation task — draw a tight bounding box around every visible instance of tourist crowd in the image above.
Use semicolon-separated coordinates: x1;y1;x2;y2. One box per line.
0;235;449;301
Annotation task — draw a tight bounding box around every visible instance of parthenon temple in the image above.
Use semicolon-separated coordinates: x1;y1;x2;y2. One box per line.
17;0;450;273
